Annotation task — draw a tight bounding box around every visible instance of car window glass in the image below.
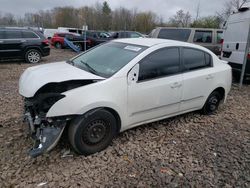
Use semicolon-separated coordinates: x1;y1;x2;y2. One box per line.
193;30;212;43
138;48;180;81
72;42;147;78
0;31;5;39
22;31;39;39
5;30;22;39
58;34;65;37
158;29;191;41
129;32;141;38
183;48;212;71
120;32;127;38
217;31;223;43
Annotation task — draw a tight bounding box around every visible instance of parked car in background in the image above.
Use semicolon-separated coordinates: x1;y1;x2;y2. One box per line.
149;27;223;55
19;38;231;157
0;27;50;63
85;30;112;46
51;32;92;51
221;5;250;79
51;32;79;49
44;29;58;39
111;31;144;39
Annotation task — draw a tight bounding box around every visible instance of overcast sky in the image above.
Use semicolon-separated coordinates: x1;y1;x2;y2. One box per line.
0;0;227;21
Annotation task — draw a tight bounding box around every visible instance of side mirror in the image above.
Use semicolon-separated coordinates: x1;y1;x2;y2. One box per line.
128;64;139;85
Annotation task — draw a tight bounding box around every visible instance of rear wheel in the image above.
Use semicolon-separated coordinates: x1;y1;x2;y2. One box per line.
201;91;222;115
74;43;82;51
55;42;62;49
25;49;41;64
68;109;117;155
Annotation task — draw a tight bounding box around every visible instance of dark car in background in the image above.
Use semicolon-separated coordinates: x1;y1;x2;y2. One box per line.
149;27;223;55
111;31;144;39
0;27;50;63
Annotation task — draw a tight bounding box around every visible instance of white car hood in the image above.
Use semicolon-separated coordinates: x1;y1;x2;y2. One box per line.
19;61;105;97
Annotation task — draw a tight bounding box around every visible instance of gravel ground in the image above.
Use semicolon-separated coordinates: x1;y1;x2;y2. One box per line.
0;48;249;188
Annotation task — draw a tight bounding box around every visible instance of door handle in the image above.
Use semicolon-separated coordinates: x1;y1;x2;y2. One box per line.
206;74;214;80
171;82;182;89
20;40;27;42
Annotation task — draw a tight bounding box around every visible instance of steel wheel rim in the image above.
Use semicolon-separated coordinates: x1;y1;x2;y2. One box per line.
82;120;108;145
208;96;219;112
28;51;40;63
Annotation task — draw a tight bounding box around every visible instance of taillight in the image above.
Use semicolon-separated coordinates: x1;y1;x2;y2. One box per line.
42;39;49;45
247;53;250;59
220;39;224;44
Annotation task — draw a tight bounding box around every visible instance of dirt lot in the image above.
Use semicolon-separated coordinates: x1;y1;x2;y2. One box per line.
0;48;249;188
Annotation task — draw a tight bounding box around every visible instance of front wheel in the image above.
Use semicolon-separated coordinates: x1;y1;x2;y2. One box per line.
201;91;222;115
68;109;117;155
25;49;41;64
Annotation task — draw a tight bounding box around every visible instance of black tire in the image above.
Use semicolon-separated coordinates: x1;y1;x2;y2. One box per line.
25;49;41;64
74;43;82;51
55;42;62;49
68;109;117;155
201;91;222;115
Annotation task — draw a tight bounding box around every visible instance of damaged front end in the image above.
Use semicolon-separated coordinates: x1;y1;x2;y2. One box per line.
22;80;96;157
23;93;70;157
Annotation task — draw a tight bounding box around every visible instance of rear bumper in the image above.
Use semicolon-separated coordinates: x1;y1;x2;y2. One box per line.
228;61;250;76
41;47;50;57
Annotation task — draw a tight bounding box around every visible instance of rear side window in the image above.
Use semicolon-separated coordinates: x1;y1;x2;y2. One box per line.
217;31;223;43
128;32;141;38
0;31;5;39
193;30;212;43
58;34;66;37
5;30;22;39
183;48;212;71
139;47;180;81
158;29;191;42
22;31;39;39
120;32;127;38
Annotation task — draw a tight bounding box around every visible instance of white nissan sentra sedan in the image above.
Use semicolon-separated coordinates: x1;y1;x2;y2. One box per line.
19;38;232;157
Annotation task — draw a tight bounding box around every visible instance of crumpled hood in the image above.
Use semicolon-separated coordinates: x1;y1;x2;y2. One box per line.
19;61;105;97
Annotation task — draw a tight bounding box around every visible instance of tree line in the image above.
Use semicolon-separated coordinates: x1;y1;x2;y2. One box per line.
0;0;247;34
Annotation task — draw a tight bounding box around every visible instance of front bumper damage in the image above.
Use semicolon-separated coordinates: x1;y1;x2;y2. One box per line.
23;99;69;157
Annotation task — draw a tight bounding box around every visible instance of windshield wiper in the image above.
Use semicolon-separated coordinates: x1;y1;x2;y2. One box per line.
67;60;74;66
80;60;99;75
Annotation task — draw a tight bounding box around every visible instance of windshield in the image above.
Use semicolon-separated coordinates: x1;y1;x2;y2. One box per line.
71;42;147;78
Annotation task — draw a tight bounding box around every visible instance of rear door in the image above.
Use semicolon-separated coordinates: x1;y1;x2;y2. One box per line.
181;47;215;111
222;20;249;65
1;30;23;58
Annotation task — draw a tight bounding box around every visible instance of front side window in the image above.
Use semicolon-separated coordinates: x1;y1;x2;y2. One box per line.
158;29;191;42
72;42;147;78
138;47;180;81
183;48;212;71
5;30;22;39
193;30;212;43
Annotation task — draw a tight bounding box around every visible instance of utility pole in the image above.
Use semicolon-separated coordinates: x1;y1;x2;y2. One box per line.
240;23;250;87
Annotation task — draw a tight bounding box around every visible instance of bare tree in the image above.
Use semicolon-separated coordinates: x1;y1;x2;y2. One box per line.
169;9;192;27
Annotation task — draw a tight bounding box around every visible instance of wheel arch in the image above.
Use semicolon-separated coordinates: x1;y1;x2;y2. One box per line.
23;46;42;57
212;87;226;100
82;107;122;134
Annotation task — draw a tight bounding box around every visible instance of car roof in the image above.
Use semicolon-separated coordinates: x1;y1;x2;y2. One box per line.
114;38;198;47
114;38;214;55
